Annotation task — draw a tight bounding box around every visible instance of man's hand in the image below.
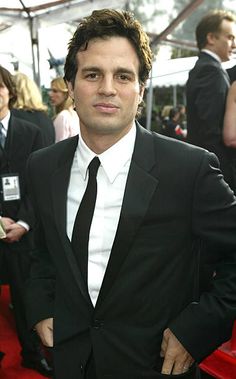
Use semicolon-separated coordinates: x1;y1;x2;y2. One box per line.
1;217;15;229
160;328;194;375
35;318;54;347
4;223;27;243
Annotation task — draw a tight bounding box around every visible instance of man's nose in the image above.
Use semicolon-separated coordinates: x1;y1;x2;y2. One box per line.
232;38;236;49
98;77;117;96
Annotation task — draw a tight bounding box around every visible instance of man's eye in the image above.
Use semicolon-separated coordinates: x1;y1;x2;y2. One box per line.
118;74;130;81
86;73;98;79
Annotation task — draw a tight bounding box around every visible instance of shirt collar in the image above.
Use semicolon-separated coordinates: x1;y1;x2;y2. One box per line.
77;123;136;183
0;111;10;132
201;49;222;64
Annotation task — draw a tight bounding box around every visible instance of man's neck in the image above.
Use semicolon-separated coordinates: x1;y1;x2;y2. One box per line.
0;107;10;122
201;49;222;63
80;125;134;155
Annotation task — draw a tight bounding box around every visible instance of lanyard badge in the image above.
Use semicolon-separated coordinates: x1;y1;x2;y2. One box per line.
1;174;21;201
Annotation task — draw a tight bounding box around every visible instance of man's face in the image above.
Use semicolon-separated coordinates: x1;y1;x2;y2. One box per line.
209;19;236;62
67;36;144;149
0;80;10;116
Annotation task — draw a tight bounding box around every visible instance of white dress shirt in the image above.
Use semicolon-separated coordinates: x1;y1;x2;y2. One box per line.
0;111;10;136
201;49;222;64
67;124;136;306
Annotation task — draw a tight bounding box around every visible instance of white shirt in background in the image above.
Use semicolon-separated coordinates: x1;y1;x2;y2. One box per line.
54;108;80;142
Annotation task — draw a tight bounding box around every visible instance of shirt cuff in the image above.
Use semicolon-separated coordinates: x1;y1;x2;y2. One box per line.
17;220;30;231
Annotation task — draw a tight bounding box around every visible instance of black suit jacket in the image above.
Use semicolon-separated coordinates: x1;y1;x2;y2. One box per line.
11;108;55;147
25;124;236;379
0;113;43;226
186;52;236;191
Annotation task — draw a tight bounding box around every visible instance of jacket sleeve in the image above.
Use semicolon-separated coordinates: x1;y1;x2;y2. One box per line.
16;124;44;226
24;153;56;329
169;150;236;362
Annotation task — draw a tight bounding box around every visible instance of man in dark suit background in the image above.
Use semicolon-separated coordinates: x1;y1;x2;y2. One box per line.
0;65;53;376
25;9;236;379
186;10;236;192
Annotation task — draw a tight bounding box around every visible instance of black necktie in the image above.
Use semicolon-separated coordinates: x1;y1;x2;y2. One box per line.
72;156;100;283
0;123;5;148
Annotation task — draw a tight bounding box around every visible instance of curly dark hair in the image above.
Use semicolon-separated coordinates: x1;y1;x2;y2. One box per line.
64;9;153;87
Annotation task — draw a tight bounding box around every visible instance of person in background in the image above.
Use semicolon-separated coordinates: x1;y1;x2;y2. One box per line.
49;76;79;142
12;72;55;146
223;76;236;193
24;9;236;379
224;82;236;149
163;106;187;140
186;10;236;192
0;65;53;377
177;103;187;129
161;105;172;125
227;64;236;84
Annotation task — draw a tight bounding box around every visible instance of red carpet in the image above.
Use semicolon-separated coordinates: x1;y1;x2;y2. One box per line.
200;337;236;379
1;284;236;378
0;285;46;379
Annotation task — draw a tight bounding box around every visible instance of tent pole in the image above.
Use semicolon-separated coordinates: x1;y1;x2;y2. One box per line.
146;69;153;131
29;17;40;86
173;85;177;107
18;1;40;85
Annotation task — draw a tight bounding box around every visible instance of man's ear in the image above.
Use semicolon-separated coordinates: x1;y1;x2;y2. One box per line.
67;81;74;100
206;32;216;46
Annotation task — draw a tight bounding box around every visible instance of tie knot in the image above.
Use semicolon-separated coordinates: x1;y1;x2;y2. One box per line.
88;157;100;177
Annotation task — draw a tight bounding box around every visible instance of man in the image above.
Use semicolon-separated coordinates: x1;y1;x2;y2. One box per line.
0;65;53;376
186;10;236;192
25;9;236;379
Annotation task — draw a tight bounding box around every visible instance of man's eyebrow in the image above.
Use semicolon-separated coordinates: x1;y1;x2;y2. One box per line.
81;66;101;73
116;68;135;75
80;66;136;74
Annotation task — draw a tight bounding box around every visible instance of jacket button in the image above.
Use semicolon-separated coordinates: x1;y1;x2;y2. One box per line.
93;319;103;329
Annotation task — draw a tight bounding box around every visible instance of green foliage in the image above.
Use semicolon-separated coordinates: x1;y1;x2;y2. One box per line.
127;0;165;26
171;48;197;59
167;0;229;59
172;0;225;44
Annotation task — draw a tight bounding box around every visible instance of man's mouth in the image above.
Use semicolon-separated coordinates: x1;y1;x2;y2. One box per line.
94;103;119;113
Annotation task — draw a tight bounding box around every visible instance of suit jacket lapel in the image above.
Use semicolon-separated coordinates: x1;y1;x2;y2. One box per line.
96;124;159;309
222;68;230;87
51;136;92;306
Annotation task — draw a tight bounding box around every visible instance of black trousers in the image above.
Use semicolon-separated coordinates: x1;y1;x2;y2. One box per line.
2;241;42;359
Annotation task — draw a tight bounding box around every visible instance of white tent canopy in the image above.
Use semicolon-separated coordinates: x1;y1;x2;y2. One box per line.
0;0;127;28
149;55;236;88
0;0;126;85
150;56;198;87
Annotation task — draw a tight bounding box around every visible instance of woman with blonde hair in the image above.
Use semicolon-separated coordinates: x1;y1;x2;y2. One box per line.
49;77;79;142
12;72;55;146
